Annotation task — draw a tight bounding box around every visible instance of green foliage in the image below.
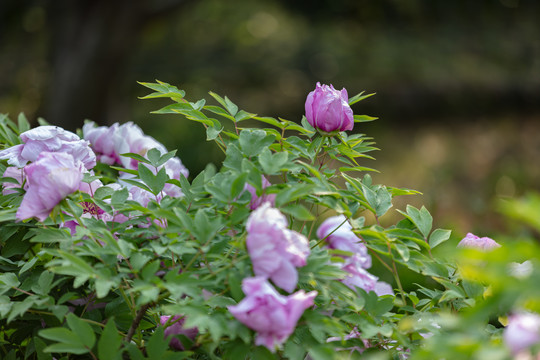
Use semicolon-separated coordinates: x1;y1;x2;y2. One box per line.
0;82;538;360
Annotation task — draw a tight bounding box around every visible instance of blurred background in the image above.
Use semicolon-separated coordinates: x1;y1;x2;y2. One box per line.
1;0;539;236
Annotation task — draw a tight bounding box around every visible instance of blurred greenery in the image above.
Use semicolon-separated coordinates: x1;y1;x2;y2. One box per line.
1;0;539;235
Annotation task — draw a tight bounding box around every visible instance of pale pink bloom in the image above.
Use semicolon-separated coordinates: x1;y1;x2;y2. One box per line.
504;312;540;355
82;122;121;165
246;203;310;292
17;152;85;221
228;277;317;352
84;121;188;197
317;215;371;268
160;315;198;351
339;256;393;296
305;82;354;132
457;232;501;251
0;126;96;169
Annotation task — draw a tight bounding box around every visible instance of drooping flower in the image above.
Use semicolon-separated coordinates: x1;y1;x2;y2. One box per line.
457;233;501;251
160;315;198;351
17;152;85;221
243;176;276;210
317;215;371;268
503;312;540;355
246;202;310;292
305;82;354;133
0;126;96;169
228;277;317;352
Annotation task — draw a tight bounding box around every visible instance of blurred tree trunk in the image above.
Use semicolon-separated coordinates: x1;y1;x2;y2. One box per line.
45;0;190;131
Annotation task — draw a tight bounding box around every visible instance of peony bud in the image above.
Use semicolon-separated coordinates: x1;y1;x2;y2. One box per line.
305;82;354;133
457;233;501;251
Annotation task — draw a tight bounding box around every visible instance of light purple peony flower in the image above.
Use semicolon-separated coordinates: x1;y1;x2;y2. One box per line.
340;258;394;296
0;126;96;169
82;122;121;165
228;277;317;352
17;152;85;222
503;312;540;355
1;166;25;195
305;82;354;133
317;215;371;268
244;176;276;210
83;121;188;198
246;202;310;292
457;232;501;251
160;315;198;351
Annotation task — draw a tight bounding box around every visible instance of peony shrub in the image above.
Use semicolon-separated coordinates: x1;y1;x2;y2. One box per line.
0;82;539;359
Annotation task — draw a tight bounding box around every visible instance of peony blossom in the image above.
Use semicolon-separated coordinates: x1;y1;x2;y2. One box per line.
160;315;198;351
83;121;188;198
0;126;96;169
246;202;310;292
17;152;85;221
457;232;501;251
503;312;540;355
340;258;394;296
317;215;371;268
305;82;354;132
228;277;317;352
243;176;276;210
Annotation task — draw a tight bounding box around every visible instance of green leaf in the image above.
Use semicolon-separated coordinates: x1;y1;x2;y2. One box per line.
206;125;222;141
353;114;378;122
120;152;151;164
66;313;96;349
34;337;53;360
231;172;248;199
17;113;31;132
39;327;82;345
361;184;393;217
98;320;122;360
280;204;315;221
398;205;433;238
348;91;375;105
138;80;185;99
138;163;167;195
0;272;20;288
429;229;452;249
238;129;275;157
0;295;12;317
147;327;169;358
44;343;89;355
258;148;288;175
156;150;177;167
147;148;162;166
